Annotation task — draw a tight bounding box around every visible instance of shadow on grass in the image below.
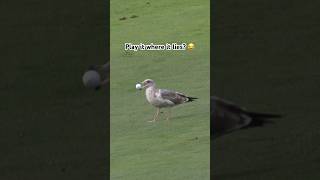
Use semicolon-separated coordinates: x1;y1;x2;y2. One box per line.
172;113;203;121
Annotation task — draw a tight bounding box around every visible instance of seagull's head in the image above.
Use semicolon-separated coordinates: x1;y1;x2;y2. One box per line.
141;79;155;89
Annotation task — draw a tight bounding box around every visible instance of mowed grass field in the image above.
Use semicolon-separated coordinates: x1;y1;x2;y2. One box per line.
212;1;320;179
110;0;210;179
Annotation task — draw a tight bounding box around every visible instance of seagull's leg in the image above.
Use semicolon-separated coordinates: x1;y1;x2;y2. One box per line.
149;108;160;122
166;108;171;121
154;108;160;121
100;79;109;86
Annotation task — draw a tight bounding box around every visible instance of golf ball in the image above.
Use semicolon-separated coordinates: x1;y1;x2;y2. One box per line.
136;83;142;90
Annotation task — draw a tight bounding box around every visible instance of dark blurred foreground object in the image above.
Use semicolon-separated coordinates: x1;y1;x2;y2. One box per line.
211;96;282;139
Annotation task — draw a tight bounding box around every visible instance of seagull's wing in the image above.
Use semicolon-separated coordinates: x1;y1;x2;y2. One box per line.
211;96;252;137
159;89;188;105
211;96;281;138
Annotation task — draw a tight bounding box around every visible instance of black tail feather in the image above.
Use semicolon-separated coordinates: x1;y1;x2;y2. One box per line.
246;112;282;128
247;112;282;119
186;97;198;102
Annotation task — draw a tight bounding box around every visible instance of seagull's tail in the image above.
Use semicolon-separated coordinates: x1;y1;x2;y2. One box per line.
248;112;282;119
245;112;282;128
186;96;198;102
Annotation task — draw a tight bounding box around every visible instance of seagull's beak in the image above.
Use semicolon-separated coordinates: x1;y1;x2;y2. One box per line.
140;82;146;89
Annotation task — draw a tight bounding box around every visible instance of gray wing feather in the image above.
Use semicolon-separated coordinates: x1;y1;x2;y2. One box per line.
160;89;187;105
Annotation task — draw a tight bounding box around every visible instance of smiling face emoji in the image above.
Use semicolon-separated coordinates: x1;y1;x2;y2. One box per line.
187;43;195;50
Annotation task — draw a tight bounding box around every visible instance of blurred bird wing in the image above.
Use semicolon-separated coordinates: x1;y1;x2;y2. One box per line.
211;96;252;137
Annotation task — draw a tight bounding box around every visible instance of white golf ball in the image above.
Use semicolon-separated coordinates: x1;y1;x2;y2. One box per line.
136;83;142;90
82;70;101;89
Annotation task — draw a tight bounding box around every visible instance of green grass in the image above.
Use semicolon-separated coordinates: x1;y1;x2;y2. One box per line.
110;0;210;179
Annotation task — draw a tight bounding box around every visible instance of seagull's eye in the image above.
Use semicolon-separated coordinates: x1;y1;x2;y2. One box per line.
146;80;150;83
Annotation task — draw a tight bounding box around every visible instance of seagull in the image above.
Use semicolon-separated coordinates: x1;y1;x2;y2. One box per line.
139;79;197;122
211;96;282;139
